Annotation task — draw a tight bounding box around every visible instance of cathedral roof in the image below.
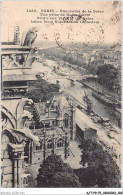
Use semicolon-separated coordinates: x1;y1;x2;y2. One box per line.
75;108;98;132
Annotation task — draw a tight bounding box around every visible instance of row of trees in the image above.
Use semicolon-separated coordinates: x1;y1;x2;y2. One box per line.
25;64;119;103
74;140;121;188
39;47;120;91
25;78;59;103
36;140;121;188
36;154;81;187
96;64;119;90
39;47;99;74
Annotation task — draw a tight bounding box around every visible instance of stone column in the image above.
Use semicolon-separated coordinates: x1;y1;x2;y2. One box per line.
18;158;22;187
52;134;55;154
13;154;17;188
30;141;33;164
69;115;71;128
43;124;46;162
9;143;24;188
17;154;22;188
48;108;50;118
28;141;30;164
71;107;76;140
64;132;69;159
12;153;22;188
59;111;63;127
50;120;52;127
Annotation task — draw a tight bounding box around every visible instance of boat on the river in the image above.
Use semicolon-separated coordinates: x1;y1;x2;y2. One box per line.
114;107;121;127
83;91;93;113
92;90;120;107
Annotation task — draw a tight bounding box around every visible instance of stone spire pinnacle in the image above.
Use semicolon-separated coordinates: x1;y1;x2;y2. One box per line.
13;25;20;45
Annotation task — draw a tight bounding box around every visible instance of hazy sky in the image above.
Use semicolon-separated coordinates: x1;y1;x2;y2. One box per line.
1;1;122;46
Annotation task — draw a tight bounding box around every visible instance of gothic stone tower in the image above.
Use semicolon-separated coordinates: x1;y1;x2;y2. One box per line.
54;92;76;140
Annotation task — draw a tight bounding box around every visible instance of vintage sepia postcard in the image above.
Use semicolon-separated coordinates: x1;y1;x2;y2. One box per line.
0;0;122;194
